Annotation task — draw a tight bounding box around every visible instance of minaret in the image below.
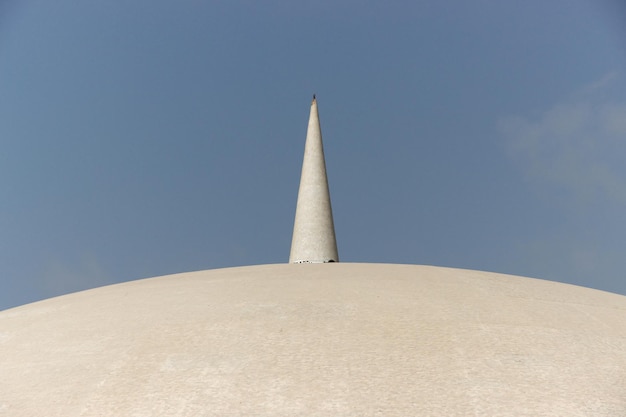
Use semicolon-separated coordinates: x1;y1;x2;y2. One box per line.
289;96;339;263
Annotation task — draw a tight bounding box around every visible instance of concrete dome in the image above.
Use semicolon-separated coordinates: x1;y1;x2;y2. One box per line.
1;263;626;416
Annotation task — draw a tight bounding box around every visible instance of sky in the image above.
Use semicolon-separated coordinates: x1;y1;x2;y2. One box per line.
1;0;626;310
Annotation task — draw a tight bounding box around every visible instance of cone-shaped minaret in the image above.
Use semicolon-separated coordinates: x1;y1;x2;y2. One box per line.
289;96;339;263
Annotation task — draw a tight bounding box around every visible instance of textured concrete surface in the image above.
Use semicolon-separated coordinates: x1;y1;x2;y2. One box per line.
289;97;339;263
1;263;626;416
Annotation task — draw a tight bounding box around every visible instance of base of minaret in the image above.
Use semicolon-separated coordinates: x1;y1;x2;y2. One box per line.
291;259;337;264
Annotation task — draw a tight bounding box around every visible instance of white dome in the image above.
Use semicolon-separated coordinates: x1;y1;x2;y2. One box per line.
1;263;625;416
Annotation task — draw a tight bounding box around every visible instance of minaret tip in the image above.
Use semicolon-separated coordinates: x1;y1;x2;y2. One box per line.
289;96;339;264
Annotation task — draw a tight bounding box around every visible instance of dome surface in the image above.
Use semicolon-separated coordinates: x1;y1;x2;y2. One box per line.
1;263;625;416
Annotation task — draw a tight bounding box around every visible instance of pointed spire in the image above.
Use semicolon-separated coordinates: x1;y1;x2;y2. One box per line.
289;96;339;263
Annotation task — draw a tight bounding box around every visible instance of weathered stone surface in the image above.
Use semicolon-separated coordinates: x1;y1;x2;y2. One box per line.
1;263;625;416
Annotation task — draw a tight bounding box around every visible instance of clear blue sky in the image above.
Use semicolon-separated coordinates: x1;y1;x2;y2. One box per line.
1;0;626;310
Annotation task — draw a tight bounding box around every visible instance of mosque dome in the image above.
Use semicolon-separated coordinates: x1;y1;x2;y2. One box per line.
1;263;626;416
2;98;625;415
